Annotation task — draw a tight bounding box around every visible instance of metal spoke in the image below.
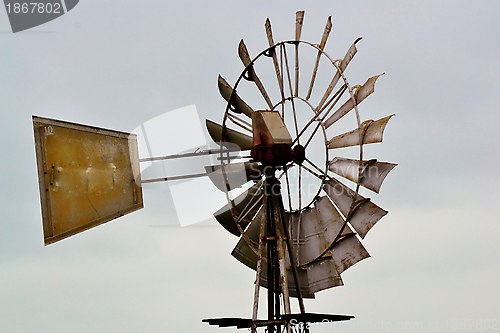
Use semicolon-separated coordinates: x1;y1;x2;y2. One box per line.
301;85;348;151
290;84;347;146
284;169;292;212
304;157;331;181
300;163;326;183
227;112;253;133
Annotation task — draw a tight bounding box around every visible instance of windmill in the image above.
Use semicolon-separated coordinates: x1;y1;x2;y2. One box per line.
32;11;396;333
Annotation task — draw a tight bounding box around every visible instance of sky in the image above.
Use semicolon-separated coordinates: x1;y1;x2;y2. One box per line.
0;1;499;332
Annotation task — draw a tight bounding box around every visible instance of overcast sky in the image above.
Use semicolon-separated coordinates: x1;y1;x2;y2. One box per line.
0;1;499;332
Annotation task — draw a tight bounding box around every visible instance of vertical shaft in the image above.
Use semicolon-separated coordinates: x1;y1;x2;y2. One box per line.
265;167;276;333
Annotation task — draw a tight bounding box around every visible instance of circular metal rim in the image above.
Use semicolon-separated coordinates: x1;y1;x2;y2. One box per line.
217;39;364;234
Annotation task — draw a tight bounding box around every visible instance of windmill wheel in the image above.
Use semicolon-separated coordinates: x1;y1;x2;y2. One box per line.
205;11;396;300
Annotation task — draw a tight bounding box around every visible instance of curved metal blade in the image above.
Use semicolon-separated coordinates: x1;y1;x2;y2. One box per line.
304;255;344;294
324;74;383;128
326;114;394;149
294;11;304;97
218;75;254;118
317;37;362;111
206;119;253;149
328;157;397;193
265;18;284;100
289;197;343;265
306;16;332;100
205;162;260;192
238;39;273;109
323;178;387;239
295;10;304;41
213;182;264;236
331;234;370;274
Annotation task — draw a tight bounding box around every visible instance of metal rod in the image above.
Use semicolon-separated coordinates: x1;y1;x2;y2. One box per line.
274;194;292;333
227;112;253;133
141;172;208;183
252;193;267;333
278;192;306;314
139;147;244;162
265;170;276;333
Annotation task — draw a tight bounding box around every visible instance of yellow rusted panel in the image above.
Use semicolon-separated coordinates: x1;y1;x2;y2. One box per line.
33;116;143;245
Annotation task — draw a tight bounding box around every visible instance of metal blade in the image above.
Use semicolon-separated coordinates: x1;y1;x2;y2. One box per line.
306;16;332;100
238;39;274;109
206;119;253;149
331;234;370;274
294;11;304;97
205;162;260;192
265;18;284;101
291;196;345;265
304;256;344;294
232;210;315;298
328;157;397;193
323;178;387;239
326;114;394;149
295;10;304;41
218;75;254;118
214;182;264;236
287;207;345;294
317;38;362;111
324;74;383;128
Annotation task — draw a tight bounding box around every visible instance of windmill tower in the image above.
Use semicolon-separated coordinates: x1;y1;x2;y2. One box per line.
33;11;396;333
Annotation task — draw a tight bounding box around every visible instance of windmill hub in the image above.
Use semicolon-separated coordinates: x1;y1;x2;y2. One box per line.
291;144;306;165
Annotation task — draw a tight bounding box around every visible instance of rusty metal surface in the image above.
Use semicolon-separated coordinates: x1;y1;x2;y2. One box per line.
206;119;253;148
33;116;143;245
305;256;344;294
327;114;394;149
328;157;397;193
331;234;370;274
211;11;397;327
290;196;345;265
324;74;383;128
252;111;292;146
323;178;387;239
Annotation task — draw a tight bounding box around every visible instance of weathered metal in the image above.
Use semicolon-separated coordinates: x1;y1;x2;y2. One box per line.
323;178;387;239
204;11;397;330
205;162;261;192
251;111;293;166
33;116;143;245
324;74;383;128
218;75;254;118
306;16;332;100
316;38;362;111
206;119;254;149
327;114;394;149
328;157;397;193
238;39;274;109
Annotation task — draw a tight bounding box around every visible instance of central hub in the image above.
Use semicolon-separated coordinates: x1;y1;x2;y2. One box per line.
251;110;293;167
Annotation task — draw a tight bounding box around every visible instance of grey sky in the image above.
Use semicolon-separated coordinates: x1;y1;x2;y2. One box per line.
0;1;499;332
